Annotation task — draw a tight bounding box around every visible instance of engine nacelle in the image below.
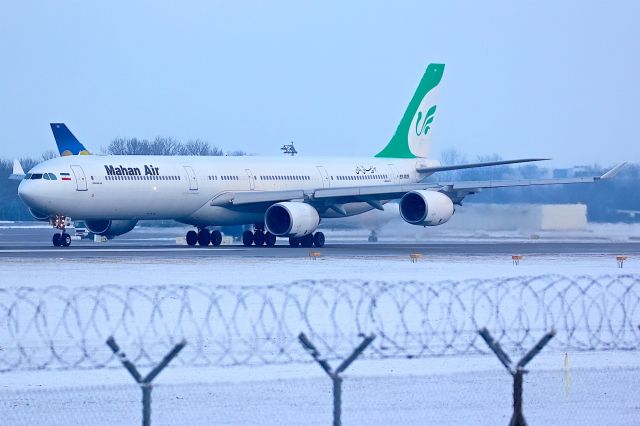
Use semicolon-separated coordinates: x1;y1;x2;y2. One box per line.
399;190;454;226
265;202;320;237
85;219;138;238
28;208;50;221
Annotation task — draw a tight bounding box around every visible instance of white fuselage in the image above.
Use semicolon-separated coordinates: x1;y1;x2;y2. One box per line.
18;155;438;226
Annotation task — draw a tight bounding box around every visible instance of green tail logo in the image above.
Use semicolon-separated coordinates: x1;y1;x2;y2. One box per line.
375;63;444;159
415;105;437;136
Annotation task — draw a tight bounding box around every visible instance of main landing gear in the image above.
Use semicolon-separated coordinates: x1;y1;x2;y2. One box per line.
186;225;325;248
288;232;325;248
241;224;325;248
51;215;71;247
186;227;223;247
242;225;277;247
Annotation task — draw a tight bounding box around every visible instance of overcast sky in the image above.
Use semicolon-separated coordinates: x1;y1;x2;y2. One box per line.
1;1;638;167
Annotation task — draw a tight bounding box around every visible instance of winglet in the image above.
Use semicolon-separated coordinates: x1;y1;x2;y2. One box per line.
599;163;627;180
9;159;25;180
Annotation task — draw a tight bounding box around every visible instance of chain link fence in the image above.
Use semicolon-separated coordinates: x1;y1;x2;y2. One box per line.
1;275;639;372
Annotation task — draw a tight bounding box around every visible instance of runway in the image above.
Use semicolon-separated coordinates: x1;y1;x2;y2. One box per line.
0;225;638;260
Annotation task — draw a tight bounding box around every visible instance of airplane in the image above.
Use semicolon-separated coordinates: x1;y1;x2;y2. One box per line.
17;63;625;247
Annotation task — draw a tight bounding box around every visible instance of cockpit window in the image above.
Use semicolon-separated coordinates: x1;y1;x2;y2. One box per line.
25;172;56;180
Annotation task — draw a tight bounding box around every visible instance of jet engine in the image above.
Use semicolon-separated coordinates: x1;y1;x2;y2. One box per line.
28;208;50;221
399;190;454;226
85;219;138;238
265;202;320;237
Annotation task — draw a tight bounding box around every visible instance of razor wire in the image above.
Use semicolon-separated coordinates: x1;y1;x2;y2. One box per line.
0;275;639;372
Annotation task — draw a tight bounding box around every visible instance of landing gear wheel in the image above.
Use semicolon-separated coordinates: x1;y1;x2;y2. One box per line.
265;232;277;247
197;229;211;246
313;232;325;248
52;233;61;247
253;231;265;246
288;237;300;247
61;233;71;247
301;234;314;248
242;230;254;246
186;230;198;246
210;230;222;246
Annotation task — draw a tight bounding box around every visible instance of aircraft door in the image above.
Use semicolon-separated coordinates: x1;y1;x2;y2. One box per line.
387;164;400;184
183;166;198;191
316;166;330;188
70;165;87;191
245;169;255;190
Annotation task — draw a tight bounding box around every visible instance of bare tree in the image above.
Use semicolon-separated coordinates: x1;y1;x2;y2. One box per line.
41;150;58;161
106;138;128;155
226;150;248;156
180;139;212;156
149;137;181;155
439;148;467;166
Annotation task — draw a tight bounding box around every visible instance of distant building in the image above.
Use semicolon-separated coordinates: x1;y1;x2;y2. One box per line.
552;169;570;178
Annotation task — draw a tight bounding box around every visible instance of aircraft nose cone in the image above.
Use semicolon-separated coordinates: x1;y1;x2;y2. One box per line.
18;180;42;208
17;180;32;204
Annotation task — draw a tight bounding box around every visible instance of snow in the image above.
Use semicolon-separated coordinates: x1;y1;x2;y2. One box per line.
0;352;638;425
0;254;637;288
1;245;639;424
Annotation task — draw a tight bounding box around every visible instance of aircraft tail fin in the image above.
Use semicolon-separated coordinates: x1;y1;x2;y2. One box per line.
9;159;25;180
375;63;444;159
50;123;91;156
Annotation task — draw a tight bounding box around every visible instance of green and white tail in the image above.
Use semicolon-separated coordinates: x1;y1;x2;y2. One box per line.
375;63;444;158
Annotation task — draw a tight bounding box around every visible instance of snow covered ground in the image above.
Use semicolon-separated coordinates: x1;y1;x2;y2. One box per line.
0;253;637;288
1;351;638;425
1;235;638;424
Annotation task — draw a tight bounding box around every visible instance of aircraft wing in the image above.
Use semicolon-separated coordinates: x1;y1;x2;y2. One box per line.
210;163;626;209
415;158;548;173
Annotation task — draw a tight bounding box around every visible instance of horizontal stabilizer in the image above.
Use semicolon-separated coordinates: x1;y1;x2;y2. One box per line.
9;159;25;180
416;158;549;173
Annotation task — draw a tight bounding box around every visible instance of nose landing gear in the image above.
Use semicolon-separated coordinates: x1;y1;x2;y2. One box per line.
51;215;72;247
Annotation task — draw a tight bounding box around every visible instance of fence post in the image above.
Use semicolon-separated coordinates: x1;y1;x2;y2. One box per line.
299;332;375;426
106;336;187;426
511;369;524;426
478;328;555;426
141;383;152;426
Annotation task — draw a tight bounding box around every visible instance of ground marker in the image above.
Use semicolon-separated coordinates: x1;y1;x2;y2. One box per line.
564;352;570;398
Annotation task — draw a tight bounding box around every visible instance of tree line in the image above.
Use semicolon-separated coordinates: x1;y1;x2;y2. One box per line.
103;136;247;157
